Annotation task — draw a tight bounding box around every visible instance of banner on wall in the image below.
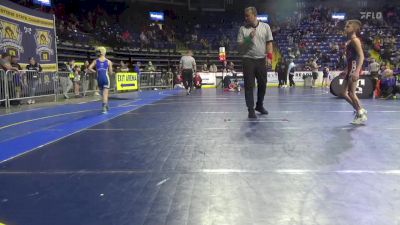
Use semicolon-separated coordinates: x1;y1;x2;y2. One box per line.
0;0;57;71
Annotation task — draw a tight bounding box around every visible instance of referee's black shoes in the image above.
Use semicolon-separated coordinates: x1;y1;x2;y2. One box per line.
255;106;269;115
248;109;257;119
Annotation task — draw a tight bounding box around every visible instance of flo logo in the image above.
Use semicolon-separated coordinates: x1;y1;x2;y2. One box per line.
360;12;383;20
34;29;54;61
0;20;24;58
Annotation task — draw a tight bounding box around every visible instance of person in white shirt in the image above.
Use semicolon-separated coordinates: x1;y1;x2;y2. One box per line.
179;50;196;95
287;59;296;87
237;6;273;118
368;58;380;90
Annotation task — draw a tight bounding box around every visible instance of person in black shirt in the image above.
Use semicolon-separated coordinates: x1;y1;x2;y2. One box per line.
276;58;287;88
10;56;22;102
26;57;42;104
81;60;91;96
10;56;22;70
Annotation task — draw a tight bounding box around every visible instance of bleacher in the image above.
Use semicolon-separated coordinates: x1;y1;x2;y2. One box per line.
57;41;242;72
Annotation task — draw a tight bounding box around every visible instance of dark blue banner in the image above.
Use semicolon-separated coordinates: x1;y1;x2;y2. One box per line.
0;0;57;71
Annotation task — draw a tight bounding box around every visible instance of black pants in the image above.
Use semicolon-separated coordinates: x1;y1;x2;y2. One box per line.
242;58;267;109
278;72;286;86
382;85;400;97
289;74;295;86
182;69;193;90
371;72;379;90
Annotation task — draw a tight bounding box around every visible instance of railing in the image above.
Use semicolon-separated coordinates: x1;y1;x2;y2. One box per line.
6;70;59;105
139;72;173;89
1;70;171;108
0;70;7;107
56;71;103;98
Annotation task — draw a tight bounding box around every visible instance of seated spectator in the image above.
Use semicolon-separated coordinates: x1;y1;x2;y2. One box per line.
202;63;209;72
227;62;235;73
210;64;218;73
330;42;339;54
223;75;240;92
173;74;184;89
193;73;202;89
380;68;399;99
379;63;387;78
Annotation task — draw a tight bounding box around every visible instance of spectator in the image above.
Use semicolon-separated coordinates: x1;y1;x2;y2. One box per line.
227;61;236;77
379;62;387;78
10;56;22;102
338;52;346;69
73;65;82;97
276;58;287;88
288;35;294;46
380;68;399;99
210;64;218;73
0;53;18;71
134;62;141;74
310;58;320;88
81;60;91;96
202;63;209;72
368;58;380;90
222;60;228;73
61;59;74;99
287;59;296;87
10;56;22;70
173;73;184;89
330;42;339;54
119;61;129;72
140;31;149;48
26;57;42;104
322;66;330;88
145;61;156;72
193;72;202;89
166;67;174;87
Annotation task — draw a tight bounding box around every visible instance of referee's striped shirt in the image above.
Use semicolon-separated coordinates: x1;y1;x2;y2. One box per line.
180;55;196;71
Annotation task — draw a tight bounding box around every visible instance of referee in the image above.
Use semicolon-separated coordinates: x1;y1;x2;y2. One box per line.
237;6;273;118
179;50;196;95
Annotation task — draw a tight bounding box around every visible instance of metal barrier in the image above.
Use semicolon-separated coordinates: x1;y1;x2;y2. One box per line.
6;70;59;105
0;70;7;107
1;69;157;108
57;71;114;98
139;72;173;90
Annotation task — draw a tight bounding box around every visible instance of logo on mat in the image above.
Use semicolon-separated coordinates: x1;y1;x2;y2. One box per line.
34;29;53;61
0;20;24;58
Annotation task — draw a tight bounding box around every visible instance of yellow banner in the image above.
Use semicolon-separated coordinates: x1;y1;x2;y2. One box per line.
116;72;138;91
0;5;54;28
